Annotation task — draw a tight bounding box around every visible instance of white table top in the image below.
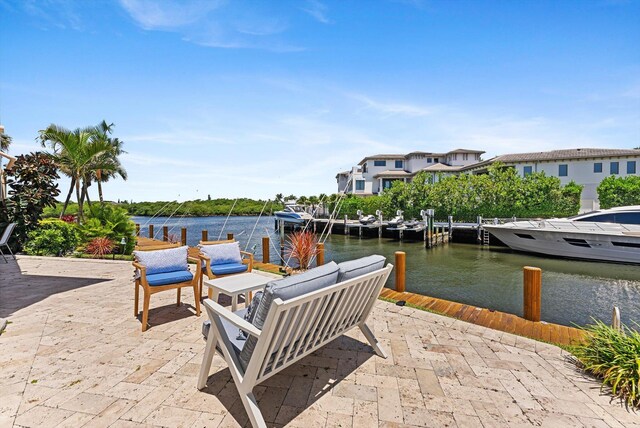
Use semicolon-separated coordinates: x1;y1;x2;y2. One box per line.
203;271;278;294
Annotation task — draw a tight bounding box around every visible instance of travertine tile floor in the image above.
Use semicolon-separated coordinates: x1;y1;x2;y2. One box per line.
0;256;638;427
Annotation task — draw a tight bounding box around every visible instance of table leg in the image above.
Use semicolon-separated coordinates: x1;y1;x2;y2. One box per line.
212;289;219;304
231;294;237;312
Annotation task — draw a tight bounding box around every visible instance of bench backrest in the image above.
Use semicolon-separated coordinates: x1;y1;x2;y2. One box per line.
245;264;393;384
0;223;16;246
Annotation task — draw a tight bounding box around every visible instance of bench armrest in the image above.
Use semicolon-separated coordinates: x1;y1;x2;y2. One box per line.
203;298;261;338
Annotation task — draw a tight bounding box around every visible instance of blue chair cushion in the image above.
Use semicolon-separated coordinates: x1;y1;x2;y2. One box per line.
238;262;340;372
210;262;248;276
146;270;193;286
133;246;189;275
337;255;386;282
202;308;249;357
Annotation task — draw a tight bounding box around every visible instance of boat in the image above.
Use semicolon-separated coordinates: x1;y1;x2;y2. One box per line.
387;210;404;228
483;206;640;264
357;210;377;225
274;203;314;224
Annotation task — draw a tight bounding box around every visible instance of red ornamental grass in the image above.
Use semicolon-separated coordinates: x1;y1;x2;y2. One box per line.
285;230;318;270
85;237;115;258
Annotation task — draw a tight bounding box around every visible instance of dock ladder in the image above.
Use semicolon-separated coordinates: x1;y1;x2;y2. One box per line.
482;228;490;245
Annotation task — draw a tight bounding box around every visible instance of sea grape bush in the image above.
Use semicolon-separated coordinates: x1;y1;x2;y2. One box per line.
23;219;78;256
329;164;583;221
597;175;640;209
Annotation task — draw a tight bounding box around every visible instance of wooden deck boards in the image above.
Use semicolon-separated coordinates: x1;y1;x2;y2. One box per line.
380;287;585;347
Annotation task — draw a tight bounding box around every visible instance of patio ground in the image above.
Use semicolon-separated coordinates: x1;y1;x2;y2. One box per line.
0;256;638;427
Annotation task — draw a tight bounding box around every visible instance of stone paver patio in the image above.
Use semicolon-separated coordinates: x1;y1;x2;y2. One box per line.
1;256;638;427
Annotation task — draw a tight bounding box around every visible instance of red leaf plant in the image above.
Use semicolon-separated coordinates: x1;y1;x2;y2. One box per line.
284;230;318;271
85;237;115;258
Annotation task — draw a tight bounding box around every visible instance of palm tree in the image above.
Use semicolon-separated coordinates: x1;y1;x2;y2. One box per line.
0;132;11;152
38;124;115;221
92;121;127;205
308;196;319;214
318;193;327;216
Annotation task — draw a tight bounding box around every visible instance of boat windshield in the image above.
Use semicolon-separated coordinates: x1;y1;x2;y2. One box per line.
573;212;640;225
287;205;305;213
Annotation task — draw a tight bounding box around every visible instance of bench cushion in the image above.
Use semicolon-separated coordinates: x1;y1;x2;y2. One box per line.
146;270;193;286
238;262;340;372
337;255;386;282
199;242;242;265
202;308;249;356
209;262;248;276
134;246;189;275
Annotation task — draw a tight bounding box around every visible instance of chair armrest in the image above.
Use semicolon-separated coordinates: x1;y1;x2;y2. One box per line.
132;261;146;275
240;251;254;271
203;298;261;338
187;255;201;264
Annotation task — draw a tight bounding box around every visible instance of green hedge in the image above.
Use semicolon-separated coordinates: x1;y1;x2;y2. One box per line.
23;219;78;256
330;164;582;221
597;175;640;209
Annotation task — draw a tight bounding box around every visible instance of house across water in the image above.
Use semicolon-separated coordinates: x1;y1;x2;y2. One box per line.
337;147;640;211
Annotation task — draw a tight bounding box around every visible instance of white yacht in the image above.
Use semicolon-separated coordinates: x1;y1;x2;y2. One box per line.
483;206;640;264
274;202;314;224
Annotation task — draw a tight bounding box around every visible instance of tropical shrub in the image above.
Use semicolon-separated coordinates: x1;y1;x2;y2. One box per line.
85;237;115;257
597;175;640;209
572;321;640;408
80;204;136;254
285;231;318;270
329;165;583;221
23;219;78;256
1;152;60;250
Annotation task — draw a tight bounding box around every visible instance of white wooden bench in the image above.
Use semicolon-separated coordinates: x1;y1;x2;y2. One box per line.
197;263;393;428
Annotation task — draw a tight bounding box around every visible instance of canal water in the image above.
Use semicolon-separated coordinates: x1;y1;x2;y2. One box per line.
133;215;640;328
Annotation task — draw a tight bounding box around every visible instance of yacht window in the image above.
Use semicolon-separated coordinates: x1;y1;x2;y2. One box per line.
575;213;640;225
558;164;568;177
610;162;619;175
593;162;602;173
627;161;637;174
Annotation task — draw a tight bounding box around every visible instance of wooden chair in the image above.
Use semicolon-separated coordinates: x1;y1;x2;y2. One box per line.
198;240;254;299
197;263;393;428
133;242;202;331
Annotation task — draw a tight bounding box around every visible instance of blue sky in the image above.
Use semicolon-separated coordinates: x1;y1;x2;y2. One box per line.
1;0;639;202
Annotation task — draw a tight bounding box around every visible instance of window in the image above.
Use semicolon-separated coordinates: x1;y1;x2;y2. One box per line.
576;213;640;225
558;164;568;177
463;153;468;161
610;162;619;175
362;163;367;173
434;158;439;163
593;162;602;173
427;157;432;163
452;154;458;160
395;160;403;169
627;161;637;174
523;166;533;176
374;160;386;167
355;180;365;191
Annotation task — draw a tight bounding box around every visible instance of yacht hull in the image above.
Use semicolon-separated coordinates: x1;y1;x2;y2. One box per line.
484;226;640;264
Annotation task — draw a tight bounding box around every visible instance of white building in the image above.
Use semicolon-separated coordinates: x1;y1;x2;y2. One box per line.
336;149;484;195
337;147;640;211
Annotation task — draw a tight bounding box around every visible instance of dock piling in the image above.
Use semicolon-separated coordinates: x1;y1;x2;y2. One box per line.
227;233;234;241
135;223;140;236
316;243;325;266
523;266;542;322
395;251;406;293
163;226;169;242
148;224;154;239
181;227;187;245
202;230;208;241
262;237;270;263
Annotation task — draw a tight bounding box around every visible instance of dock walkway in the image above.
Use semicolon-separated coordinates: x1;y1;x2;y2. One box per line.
380;288;585;347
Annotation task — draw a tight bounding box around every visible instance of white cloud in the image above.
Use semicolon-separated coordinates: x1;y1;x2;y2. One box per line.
351;94;434;117
118;0;222;29
301;0;330;24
